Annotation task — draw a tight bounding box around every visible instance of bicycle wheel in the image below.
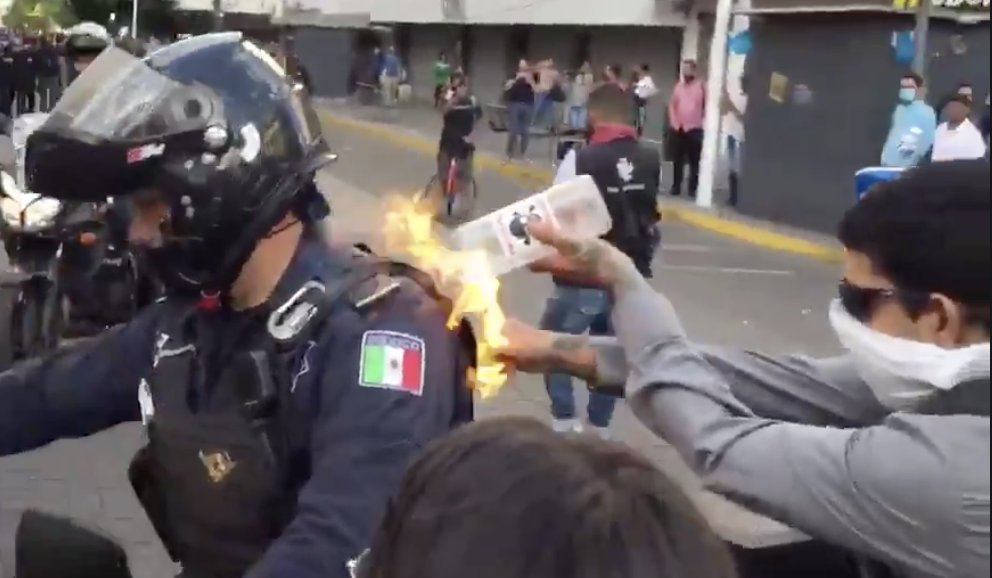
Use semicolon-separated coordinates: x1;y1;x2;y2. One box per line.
439;176;476;224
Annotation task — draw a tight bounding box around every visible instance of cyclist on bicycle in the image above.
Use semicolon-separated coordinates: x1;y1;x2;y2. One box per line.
437;79;482;186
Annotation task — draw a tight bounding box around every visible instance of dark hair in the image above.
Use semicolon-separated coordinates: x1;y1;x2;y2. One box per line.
945;93;972;108
608;63;622;77
838;160;990;327
901;72;924;87
588;82;634;123
640;63;650;72
365;418;737;578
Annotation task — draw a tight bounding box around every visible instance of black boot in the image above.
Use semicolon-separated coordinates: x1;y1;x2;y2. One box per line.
728;173;739;207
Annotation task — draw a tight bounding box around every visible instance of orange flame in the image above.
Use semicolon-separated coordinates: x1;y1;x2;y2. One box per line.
381;196;508;398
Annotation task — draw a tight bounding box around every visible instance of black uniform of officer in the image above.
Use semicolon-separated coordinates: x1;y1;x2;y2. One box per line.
0;33;473;578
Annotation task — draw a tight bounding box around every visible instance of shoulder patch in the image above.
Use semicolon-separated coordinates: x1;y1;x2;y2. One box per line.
358;330;426;396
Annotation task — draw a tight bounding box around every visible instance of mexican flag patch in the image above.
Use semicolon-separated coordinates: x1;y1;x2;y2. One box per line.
359;331;426;396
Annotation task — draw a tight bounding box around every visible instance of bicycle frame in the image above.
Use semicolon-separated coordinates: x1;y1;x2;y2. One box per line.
445;157;459;199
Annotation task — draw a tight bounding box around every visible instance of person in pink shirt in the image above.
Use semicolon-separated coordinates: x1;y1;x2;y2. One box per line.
667;59;706;197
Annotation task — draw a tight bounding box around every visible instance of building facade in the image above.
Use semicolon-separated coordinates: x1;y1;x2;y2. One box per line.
269;0;701;138
720;4;989;232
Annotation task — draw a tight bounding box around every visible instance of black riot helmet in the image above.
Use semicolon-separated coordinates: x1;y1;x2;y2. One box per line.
26;32;332;296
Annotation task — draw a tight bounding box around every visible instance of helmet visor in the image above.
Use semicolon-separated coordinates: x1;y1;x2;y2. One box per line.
43;46;218;142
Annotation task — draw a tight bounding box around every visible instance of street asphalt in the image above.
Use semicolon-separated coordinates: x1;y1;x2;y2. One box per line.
0;117;844;575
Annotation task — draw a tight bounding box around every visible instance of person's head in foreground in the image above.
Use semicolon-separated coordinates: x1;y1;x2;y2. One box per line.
835;159;990;410
354;417;737;578
942;94;973;126
25;33;332;307
587;83;635;133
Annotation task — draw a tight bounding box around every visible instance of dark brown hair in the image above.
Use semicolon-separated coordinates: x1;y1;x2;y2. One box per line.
588;82;635;123
364;417;737;578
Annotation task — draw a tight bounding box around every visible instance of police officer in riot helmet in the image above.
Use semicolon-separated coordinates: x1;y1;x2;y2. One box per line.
2;32;474;578
64;21;112;79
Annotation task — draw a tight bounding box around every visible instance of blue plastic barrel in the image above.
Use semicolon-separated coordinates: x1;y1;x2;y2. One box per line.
855;166;905;200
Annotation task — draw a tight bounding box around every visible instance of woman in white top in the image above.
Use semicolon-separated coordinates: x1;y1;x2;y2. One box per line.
931;95;987;162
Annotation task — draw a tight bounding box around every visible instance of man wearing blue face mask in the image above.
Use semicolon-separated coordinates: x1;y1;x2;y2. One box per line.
496;159;990;578
881;72;937;168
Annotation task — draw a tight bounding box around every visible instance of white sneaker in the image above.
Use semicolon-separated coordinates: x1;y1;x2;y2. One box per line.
552;418;584;434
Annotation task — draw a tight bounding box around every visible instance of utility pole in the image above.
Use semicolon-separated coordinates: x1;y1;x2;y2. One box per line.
695;0;733;208
912;0;932;78
213;0;224;31
131;0;139;38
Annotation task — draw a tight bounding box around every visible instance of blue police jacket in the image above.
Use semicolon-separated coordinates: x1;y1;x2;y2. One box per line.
0;232;465;578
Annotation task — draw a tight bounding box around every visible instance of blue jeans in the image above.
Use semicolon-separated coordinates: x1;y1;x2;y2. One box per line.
568;105;587;130
727;135;742;206
539;285;617;428
505;101;534;158
534;91;552;127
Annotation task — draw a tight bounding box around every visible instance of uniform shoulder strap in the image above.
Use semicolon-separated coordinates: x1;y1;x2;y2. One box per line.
347;243;450;313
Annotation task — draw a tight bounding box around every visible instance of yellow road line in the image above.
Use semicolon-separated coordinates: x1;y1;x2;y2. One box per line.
319;110;844;263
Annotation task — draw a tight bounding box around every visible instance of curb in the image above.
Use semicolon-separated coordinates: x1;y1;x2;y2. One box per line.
319;110;844;263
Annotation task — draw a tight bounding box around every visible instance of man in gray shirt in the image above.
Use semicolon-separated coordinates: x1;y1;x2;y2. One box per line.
498;160;990;578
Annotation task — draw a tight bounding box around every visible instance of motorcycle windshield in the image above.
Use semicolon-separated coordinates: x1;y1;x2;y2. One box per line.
40;44;218;142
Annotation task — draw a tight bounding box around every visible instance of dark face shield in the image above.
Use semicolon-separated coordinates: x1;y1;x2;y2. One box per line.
25;34;332;296
26;46;221;201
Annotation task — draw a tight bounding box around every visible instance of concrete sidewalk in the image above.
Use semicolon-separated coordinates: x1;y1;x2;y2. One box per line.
317;98;845;263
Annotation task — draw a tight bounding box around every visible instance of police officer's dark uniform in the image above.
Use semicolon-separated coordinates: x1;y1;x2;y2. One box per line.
0;33;474;578
51;23;138;337
11;44;36;116
0;45;13;119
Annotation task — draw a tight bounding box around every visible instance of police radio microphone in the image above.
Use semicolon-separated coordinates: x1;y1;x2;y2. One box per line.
230;351;280;464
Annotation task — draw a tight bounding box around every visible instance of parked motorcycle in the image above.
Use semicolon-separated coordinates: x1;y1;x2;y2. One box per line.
0;113;156;370
6;509;133;578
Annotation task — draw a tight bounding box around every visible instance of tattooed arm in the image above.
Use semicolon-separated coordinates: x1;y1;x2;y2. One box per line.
527;220;647;294
541;332;883;426
542;333;628;388
515;221;884;426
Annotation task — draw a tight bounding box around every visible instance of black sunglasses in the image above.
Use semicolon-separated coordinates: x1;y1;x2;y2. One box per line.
838;279;929;322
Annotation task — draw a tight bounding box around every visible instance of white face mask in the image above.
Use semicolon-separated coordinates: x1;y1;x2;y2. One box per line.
828;299;991;411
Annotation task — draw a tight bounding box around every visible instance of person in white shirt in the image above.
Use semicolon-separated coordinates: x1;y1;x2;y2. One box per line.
722;74;748;207
931;95;987;162
633;63;658;136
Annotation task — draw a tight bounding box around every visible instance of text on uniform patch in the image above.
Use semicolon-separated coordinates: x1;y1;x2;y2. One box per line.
359;331;426;395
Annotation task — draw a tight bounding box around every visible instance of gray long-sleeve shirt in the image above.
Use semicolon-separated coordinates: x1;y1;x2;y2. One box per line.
604;282;990;578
